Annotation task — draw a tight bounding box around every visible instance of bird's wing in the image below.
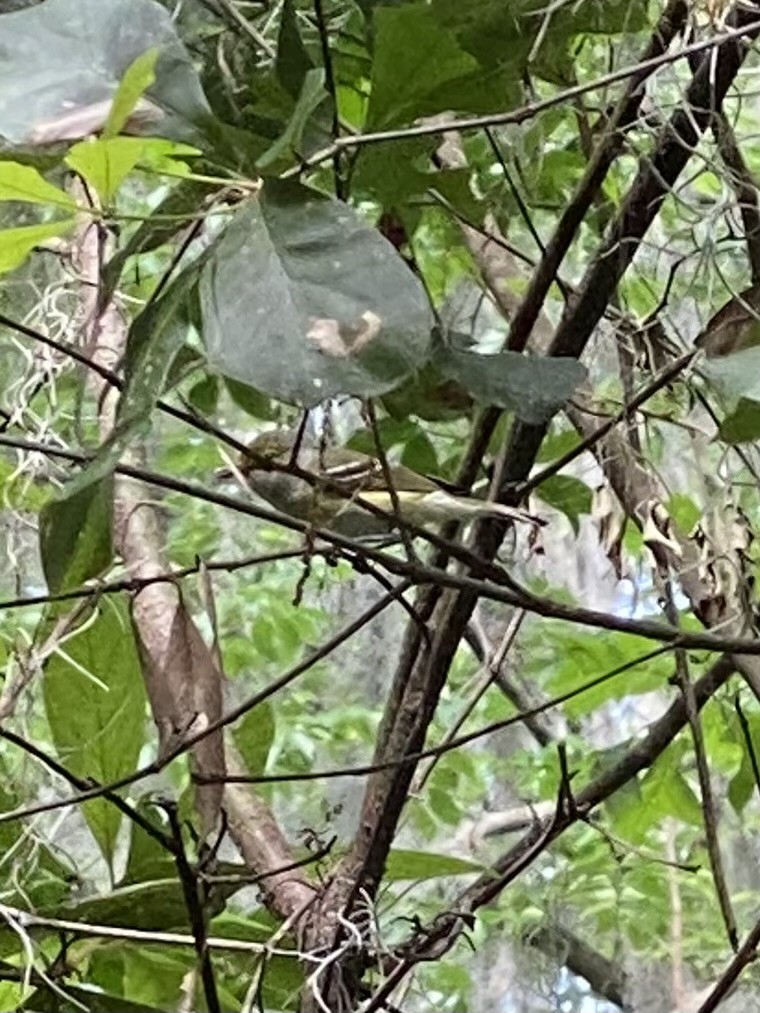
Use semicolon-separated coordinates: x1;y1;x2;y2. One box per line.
314;447;440;494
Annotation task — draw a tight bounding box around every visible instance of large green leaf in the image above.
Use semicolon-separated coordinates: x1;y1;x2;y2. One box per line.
434;340;585;424
199;180;434;406
718;397;760;443
433;0;648;74
43;597;147;866
39;476;113;593
0;0;209;148
366;4;522;129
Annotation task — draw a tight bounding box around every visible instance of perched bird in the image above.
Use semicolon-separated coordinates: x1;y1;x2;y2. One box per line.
235;429;541;539
694;284;760;358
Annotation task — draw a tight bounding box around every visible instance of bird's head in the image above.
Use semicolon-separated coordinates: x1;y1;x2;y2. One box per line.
240;429;296;470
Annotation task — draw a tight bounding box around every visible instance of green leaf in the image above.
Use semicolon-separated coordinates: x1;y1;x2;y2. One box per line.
367;5;521;129
24;980;167;1013
434;340;585;424
225;378;275;419
0;219;76;275
103;48;159;138
39;476;113;593
642;750;703;827
43;598;147;866
257;68;327;171
199;180;434;407
666;492;701;535
0;161;76;208
187;373;219;415
65;137;199;203
400;429;439;476
122;949;194;1012
384;849;483;881
728;709;760;814
535;428;581;463
276;0;314;97
122;803;175;886
233;701;275;778
718;397;760;443
534;475;592;533
431;0;532;66
544;628;664;718
60;879;192;933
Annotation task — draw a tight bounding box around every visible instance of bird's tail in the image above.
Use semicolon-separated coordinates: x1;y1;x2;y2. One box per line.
462;498;545;526
419;490;543;527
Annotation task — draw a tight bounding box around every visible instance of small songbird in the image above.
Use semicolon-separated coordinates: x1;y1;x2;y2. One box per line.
234;429;542;539
694;285;760;358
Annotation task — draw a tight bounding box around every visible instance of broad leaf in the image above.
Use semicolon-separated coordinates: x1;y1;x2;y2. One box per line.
0;161;76;208
104;49;159;138
43;598;147;866
0;0;209;148
434;340;585;424
199;180;434;406
0;220;76;275
276;0;314;97
39;477;113;594
718;398;760;443
366;4;522;129
65;137;199;203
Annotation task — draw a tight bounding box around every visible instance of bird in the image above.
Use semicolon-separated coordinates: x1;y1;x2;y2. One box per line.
233;429;542;539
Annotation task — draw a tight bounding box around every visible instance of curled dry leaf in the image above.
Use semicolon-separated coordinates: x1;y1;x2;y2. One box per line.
642;501;683;561
306;310;383;359
592;483;627;579
691;503;754;625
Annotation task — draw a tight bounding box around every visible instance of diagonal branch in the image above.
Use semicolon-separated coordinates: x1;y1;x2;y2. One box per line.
337;0;760;930
363;655;735;1012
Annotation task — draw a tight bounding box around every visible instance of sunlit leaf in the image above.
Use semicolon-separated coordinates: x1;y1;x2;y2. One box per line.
0;219;76;274
104;48;159;138
0;161;76;208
